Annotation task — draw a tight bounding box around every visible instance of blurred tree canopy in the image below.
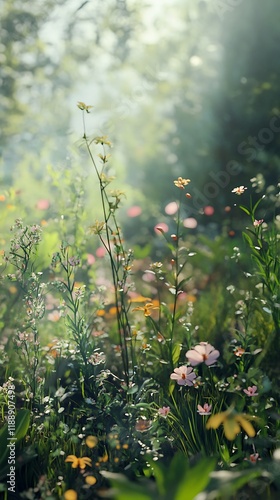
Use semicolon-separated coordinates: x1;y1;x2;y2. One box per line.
1;0;279;238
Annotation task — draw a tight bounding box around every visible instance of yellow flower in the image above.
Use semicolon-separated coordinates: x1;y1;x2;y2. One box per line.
99;172;115;185
206;408;256;441
98;153;112;163
65;455;92;469
89;220;105;235
174;177;191;189
86;435;98;448
64;490;78;500
132;302;159;317
94;135;112;147
85;475;97;486
77;101;93;113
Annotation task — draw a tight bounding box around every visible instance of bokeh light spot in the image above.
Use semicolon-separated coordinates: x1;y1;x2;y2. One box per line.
183;218;197;229
203;206;215;216
165;202;178;215
127;205;142;217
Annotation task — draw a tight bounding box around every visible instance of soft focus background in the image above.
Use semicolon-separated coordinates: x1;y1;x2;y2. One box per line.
1;0;280;248
1;5;280;497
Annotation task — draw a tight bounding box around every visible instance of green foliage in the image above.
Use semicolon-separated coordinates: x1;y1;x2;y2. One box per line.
102;453;216;500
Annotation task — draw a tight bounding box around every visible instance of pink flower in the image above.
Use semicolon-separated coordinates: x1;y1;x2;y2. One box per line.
243;385;258;397
245;453;260;464
170;366;196;386
253;219;264;227
197;403;212;415
158;406;170;417
186;342;220;366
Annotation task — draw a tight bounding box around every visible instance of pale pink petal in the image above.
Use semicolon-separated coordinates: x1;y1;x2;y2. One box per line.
204;343;215;356
205;349;220;365
178;378;188;386
186;349;203;365
185;367;193;375
175;367;185;375
193;344;207;355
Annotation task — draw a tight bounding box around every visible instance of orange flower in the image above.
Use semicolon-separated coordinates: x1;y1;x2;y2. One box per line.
132;302;159;317
234;347;245;357
65;455;92;469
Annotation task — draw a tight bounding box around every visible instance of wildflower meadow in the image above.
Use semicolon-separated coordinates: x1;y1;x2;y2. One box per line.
0;104;280;500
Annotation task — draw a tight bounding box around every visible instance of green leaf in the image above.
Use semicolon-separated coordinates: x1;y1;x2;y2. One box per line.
239;205;251;216
100;472;153;500
175;458;216;500
172;344;181;366
127;384;139;395
205;468;262;499
147;459;167;496
242;231;254;249
178;277;191;289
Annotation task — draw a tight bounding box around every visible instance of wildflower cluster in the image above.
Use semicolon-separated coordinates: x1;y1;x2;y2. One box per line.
0;110;279;500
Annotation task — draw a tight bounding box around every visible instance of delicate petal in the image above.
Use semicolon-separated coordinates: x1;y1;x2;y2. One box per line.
185;366;194;375
193;344;207;355
170;373;180;380
197;404;204;413
65;455;79;468
204;344;214;355
236;416;256;437
224;417;240;440
186;349;203;365
205;350;220;365
175;367;184;374
185;375;196;386
178;378;188;386
79;457;92;469
206;411;227;430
